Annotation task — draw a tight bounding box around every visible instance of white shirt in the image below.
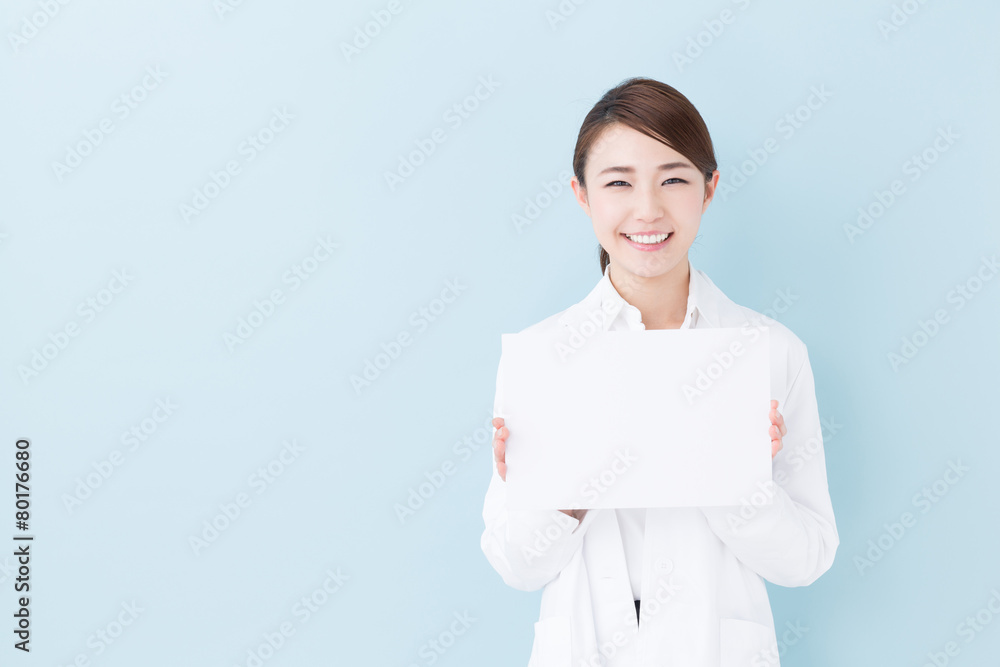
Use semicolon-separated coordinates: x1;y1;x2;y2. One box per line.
596;259;703;601
481;255;839;666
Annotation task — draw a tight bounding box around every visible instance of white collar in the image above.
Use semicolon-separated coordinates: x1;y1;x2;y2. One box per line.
557;258;729;331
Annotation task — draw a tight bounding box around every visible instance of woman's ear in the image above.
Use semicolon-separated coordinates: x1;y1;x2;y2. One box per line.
570;176;591;217
701;170;721;213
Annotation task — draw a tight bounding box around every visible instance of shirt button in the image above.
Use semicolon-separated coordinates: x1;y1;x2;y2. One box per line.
655;557;674;574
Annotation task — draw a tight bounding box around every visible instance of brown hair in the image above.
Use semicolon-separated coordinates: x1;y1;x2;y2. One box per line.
572;77;718;274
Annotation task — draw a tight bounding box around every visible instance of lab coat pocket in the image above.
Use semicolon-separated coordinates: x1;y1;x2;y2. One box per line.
527;615;571;667
719;617;779;667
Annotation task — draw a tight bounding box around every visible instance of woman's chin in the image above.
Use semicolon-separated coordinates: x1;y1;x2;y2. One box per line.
613;254;681;279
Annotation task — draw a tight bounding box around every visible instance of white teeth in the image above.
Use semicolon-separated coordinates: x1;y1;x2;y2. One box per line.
625;233;670;244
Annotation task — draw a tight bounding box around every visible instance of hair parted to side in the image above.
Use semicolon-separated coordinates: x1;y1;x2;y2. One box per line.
572;77;718;274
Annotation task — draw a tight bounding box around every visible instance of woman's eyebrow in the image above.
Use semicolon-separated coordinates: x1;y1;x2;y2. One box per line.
596;162;695;176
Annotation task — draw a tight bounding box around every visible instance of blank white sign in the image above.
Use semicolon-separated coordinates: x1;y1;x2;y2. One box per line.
500;326;772;510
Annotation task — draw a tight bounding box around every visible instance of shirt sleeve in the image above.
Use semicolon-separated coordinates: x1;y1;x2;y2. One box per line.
480;351;597;592
699;348;840;587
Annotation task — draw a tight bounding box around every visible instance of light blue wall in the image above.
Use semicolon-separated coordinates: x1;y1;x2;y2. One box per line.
2;0;998;664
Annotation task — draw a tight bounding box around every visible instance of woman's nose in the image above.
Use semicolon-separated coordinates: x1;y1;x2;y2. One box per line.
632;188;665;223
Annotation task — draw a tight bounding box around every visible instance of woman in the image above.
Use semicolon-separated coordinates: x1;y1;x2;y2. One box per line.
480;77;839;667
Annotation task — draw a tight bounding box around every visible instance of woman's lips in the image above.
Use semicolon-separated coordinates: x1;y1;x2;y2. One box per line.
621;232;672;251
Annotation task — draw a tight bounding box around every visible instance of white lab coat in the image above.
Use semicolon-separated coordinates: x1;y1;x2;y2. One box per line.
481;261;839;667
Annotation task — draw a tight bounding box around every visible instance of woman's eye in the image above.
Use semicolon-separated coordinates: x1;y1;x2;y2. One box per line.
605;178;687;187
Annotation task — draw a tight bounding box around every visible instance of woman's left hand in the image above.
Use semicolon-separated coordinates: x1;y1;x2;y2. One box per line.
769;399;787;459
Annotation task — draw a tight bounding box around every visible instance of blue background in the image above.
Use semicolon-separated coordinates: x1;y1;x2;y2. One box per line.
1;0;998;665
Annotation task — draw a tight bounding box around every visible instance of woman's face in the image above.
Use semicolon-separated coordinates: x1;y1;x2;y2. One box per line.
571;123;719;280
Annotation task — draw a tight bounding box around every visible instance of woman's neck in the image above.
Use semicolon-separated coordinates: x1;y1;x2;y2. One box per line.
608;257;691;330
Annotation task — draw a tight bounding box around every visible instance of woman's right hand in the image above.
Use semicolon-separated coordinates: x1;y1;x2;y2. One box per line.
493;417;586;521
492;417;508;481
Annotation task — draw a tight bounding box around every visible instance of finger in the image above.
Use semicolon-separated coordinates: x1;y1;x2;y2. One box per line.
776;411;787;437
498;461;507;481
492;417;504;429
771;439;780;459
498;426;508;440
494;437;505;462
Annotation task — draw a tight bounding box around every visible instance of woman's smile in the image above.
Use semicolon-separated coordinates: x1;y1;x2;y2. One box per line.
621;231;673;251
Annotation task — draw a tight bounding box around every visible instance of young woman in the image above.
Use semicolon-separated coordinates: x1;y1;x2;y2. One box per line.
481;77;839;667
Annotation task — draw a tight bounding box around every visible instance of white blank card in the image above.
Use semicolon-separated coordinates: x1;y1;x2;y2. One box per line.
500;326;772;510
